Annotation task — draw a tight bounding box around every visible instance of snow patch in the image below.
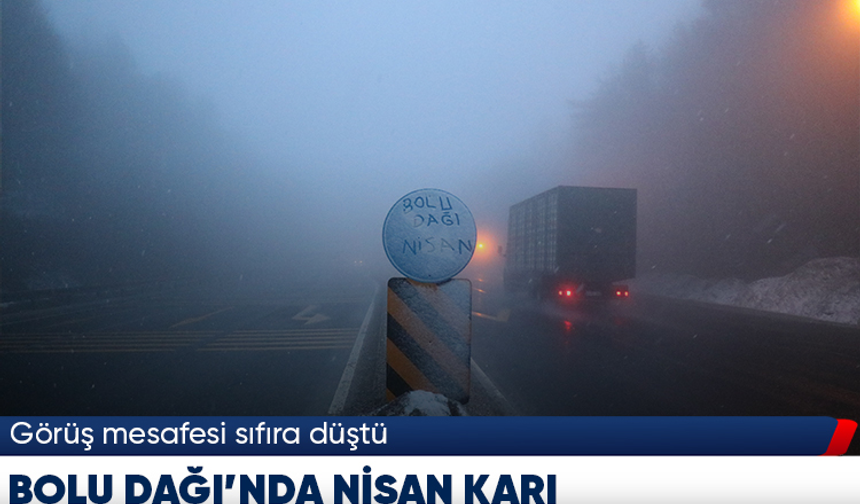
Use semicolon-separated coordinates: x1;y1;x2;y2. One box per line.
631;257;860;326
371;390;468;416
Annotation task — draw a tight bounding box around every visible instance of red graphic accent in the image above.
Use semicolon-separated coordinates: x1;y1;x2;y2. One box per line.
821;419;857;456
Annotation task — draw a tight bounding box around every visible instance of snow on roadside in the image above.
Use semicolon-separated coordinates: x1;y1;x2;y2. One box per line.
630;257;860;326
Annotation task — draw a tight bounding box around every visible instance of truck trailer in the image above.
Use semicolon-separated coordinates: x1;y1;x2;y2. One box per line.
504;185;636;302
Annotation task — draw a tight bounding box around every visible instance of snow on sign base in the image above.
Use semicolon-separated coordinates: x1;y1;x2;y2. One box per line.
382;188;477;283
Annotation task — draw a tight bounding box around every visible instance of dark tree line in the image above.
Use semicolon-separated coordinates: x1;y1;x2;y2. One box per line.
1;0;254;292
571;0;859;279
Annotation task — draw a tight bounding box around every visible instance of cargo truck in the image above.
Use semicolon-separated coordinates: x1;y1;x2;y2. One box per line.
503;185;636;302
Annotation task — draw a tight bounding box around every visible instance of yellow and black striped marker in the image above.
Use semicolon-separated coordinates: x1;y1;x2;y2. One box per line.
386;277;471;403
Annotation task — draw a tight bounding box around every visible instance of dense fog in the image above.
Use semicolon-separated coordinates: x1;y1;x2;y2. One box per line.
2;0;857;295
572;0;860;279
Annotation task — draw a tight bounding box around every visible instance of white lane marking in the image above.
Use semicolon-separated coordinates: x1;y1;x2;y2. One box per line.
170;307;234;328
292;305;331;325
328;284;381;415
470;358;519;415
0;328;359;353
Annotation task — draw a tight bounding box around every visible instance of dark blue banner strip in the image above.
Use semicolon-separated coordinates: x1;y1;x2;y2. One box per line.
0;416;841;456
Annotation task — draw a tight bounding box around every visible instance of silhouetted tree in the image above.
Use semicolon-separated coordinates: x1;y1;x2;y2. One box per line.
571;0;859;279
1;0;81;290
1;0;253;291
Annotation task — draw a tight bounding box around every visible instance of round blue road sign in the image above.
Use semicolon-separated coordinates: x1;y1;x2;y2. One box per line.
382;188;477;283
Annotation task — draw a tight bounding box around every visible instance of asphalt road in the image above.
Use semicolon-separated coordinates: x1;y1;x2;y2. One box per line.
3;277;858;453
470;287;860;453
0;280;375;416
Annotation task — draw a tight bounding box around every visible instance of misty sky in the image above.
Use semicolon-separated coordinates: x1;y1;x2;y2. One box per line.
42;1;703;273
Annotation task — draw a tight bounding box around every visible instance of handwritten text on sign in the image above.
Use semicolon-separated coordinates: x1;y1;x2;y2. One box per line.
383;189;476;283
401;195;471;256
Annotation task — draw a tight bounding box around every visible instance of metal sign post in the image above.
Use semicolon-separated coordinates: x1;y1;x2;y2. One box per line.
382;189;476;403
